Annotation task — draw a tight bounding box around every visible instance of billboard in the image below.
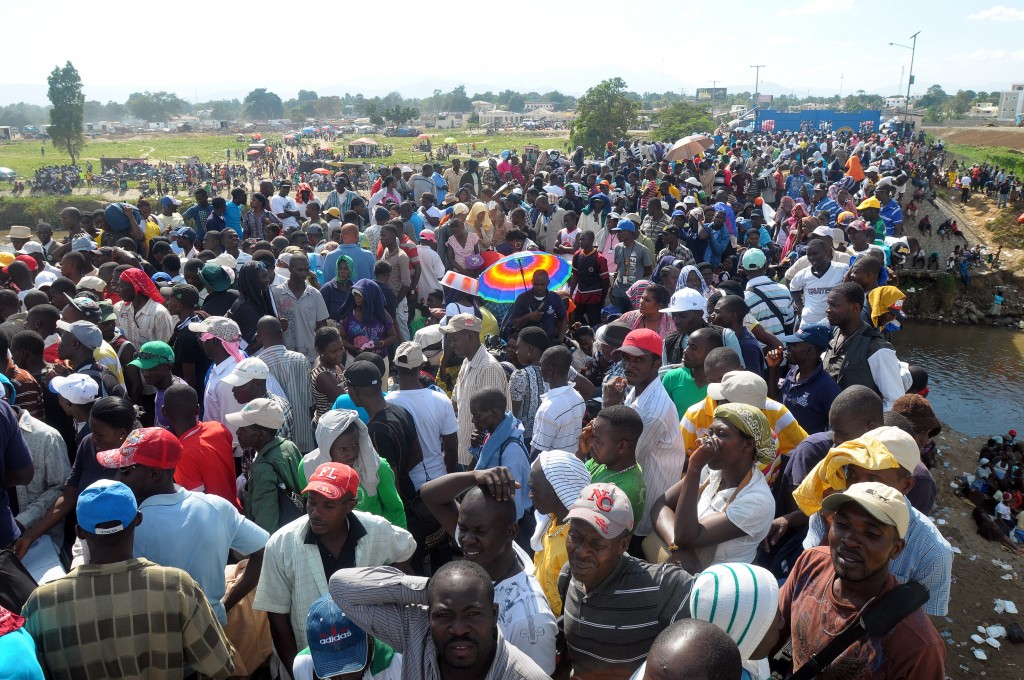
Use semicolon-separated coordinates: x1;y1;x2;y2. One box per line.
757;94;774;104
696;88;728;101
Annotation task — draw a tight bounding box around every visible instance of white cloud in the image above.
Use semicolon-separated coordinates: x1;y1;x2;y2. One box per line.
968;5;1024;21
955;48;1024;62
776;1;851;17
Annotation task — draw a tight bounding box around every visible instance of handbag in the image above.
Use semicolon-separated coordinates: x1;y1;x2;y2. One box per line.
0;549;39;614
277;484;306;526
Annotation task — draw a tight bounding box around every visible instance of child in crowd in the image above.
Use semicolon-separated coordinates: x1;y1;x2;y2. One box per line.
570;325;596;373
531;346;585;456
509;327;551;448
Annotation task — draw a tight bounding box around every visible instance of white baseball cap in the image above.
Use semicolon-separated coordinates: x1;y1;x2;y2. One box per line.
665;288;706;314
49;373;100;405
224;397;285;429
221;357;271;387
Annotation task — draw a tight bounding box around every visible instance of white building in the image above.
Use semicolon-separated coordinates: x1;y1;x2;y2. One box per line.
523;101;548;111
478;109;521;126
998;84;1024;122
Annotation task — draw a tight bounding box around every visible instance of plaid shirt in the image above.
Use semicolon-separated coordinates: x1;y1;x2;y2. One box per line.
241;209;281;241
253;512;416;650
22;558;235;680
114;297;174;347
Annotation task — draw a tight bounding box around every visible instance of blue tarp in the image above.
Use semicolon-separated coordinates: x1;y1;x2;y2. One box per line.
754;109;881;134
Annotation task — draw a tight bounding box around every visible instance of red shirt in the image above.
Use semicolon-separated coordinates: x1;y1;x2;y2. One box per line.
174;421;241;510
780;547;945;680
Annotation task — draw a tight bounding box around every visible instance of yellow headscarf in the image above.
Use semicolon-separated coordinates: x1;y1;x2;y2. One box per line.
792;437;900;516
867;286;905;329
467;201;493;230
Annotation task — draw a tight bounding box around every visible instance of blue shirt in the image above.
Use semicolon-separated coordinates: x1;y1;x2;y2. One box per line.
325;244;375;284
0;399;31;547
879;199;903;237
813;197;841;225
778;363;841;435
332;392;388;424
805;497;952;616
705;224;731;266
224;201;243;236
133;488;269;624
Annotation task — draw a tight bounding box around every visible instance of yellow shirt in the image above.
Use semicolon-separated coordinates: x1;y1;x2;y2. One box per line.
144;218;163;245
680;396;808;484
533;518;569;616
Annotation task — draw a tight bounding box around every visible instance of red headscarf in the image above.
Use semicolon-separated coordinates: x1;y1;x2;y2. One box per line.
120;268;165;303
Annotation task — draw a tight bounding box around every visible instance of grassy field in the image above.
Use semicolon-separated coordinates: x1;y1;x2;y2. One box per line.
0;129;571;178
936;141;1024;179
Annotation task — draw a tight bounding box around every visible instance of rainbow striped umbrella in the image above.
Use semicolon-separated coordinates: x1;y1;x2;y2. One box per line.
478;251;571;303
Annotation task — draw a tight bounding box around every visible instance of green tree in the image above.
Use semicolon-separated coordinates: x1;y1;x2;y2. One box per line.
506;93;526;113
446;85;472;112
654;101;714;140
386;105;419;126
297;89;319;102
243;88;284;120
126;91;188;121
570;78;639;155
46;61;85;166
365;102;385;126
916;84;948;110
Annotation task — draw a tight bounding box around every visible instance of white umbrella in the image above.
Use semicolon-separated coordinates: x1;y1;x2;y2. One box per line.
665;135;713;162
0;167;15;176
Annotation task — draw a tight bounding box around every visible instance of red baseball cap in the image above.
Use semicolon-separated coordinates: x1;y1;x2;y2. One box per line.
97;427;182;470
615;328;663;358
4;254;38;273
303;463;360;500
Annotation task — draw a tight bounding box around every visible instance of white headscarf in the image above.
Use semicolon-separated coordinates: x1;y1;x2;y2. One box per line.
529;450;591;551
302;409;381;497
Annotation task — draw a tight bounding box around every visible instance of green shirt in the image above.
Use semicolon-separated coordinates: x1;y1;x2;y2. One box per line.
242;437;306;534
661;366;708;420
586;459;647;525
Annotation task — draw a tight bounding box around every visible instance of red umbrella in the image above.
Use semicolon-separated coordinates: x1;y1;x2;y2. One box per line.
247;150;260;156
312;168;331;175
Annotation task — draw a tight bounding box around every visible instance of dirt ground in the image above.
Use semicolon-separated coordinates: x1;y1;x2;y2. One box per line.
929;126;1024;151
925;428;1024;678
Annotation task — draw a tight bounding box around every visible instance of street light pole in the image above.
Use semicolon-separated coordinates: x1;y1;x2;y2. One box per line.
889;32;920;129
751;65;765;111
904;31;919;127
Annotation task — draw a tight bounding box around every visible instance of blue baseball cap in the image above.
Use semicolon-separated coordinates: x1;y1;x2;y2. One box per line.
77;479;138;535
612;219;636;233
306;595;369;677
173;227;198;241
780;323;833;349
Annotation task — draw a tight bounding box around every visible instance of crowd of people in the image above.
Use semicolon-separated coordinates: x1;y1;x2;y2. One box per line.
0;123;962;680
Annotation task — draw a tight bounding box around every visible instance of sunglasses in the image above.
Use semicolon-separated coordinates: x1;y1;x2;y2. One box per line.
118;464;139;476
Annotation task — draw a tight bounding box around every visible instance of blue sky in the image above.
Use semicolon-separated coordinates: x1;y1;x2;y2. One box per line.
2;0;1022;105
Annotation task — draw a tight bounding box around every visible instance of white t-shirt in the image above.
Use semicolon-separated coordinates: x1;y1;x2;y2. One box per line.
385;388;457;489
697;467;775;565
270;195;300;229
789;262;849;328
495;557;558;674
416;245;445;301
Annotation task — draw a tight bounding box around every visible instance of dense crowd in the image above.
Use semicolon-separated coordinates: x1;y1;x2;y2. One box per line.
0;124;960;680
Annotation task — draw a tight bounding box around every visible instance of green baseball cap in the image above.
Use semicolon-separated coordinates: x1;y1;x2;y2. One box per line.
129;341;174;370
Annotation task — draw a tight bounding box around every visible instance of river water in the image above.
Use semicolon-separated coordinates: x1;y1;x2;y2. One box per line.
891;321;1024;437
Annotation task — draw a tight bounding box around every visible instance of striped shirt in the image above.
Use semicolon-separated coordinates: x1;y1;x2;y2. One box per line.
531;385;586;453
557;555;693;678
743;276;795;339
256;344;314;452
329;566;550;680
453;345;510;465
625;381;686;536
804;497;953;616
22;558;235;680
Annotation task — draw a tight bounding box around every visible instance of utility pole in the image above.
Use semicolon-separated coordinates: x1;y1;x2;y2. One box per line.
751;65;765;111
890;32;920;125
839;74;844;99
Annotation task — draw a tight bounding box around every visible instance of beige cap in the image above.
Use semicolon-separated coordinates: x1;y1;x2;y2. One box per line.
224;397;284;429
8;226;31;239
707;370;768;410
393;341;424;369
440;313;482;334
857;426;921;473
822;481;909;538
